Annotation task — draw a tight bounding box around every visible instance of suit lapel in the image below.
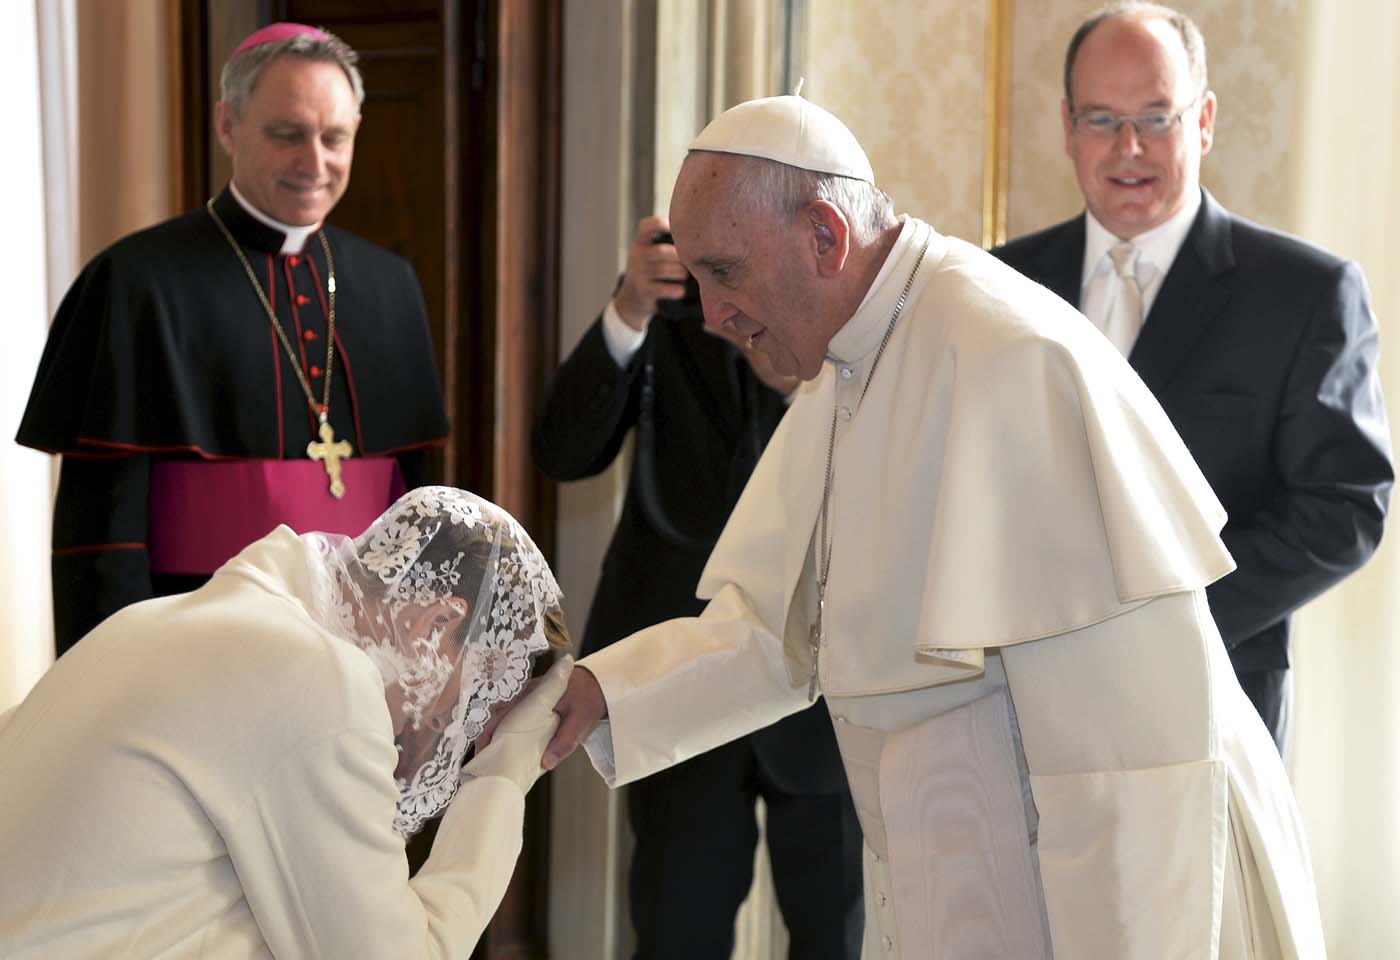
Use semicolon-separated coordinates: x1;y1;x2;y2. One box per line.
1128;190;1235;393
1033;216;1087;308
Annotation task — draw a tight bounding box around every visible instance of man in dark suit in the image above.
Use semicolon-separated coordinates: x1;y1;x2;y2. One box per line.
993;1;1393;752
532;216;862;959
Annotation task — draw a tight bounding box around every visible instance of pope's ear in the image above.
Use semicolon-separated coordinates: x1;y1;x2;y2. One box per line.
809;200;850;277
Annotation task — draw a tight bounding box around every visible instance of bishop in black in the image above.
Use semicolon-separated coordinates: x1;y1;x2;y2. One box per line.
16;25;448;654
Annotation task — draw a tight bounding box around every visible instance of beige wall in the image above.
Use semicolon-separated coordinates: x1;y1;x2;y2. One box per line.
799;1;1307;240
804;1;989;244
1282;2;1400;954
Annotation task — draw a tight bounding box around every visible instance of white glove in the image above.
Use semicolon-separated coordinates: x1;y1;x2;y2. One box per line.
463;656;573;793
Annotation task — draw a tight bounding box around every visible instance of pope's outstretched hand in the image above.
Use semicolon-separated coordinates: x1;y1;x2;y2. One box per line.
541;666;608;771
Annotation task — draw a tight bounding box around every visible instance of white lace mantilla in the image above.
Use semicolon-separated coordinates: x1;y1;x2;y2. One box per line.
304;487;563;837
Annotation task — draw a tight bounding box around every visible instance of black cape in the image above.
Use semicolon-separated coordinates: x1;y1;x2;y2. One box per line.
18;187;449;652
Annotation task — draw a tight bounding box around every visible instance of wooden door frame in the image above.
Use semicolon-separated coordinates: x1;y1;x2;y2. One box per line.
177;2;563;955
481;1;563;956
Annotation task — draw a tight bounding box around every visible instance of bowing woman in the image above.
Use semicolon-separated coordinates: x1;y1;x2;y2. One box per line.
0;487;572;958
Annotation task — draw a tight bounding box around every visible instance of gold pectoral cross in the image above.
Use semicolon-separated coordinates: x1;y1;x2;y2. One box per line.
307;419;353;499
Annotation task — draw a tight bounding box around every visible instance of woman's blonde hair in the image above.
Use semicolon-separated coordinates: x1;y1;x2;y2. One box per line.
543;605;573;651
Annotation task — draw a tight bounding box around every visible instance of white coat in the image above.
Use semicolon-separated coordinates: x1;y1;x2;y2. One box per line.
0;527;527;959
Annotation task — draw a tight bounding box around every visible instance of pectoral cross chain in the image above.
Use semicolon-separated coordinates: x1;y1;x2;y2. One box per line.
307;418;353;499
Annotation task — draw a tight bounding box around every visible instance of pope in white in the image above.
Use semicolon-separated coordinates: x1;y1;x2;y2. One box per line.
544;95;1325;958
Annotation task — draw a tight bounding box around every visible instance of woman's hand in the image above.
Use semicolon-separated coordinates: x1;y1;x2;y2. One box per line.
463;657;573;792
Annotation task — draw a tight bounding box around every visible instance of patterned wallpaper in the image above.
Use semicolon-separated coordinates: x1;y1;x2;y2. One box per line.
1006;2;1085;237
1008;0;1302;239
805;0;1301;246
803;0;988;244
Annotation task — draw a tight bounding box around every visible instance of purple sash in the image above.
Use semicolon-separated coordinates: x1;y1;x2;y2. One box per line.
148;459;406;574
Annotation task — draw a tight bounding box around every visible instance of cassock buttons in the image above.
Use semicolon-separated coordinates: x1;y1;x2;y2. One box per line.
309;365;322;378
839;365;854;380
296;294;311;306
882;935;894;951
302;330;317;342
838;405;853;422
287;255;300;267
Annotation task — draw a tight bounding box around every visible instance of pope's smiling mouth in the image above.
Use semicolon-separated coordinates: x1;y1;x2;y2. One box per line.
1108;175;1153;186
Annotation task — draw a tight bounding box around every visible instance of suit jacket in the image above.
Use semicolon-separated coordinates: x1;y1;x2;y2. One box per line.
532;309;849;794
993;189;1393;672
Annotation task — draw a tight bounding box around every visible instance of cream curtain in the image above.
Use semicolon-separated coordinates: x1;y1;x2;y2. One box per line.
2;0;182;711
1287;1;1400;954
1;1;58;711
76;0;182;260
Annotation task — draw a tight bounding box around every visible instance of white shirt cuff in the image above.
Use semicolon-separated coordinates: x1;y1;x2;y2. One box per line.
601;300;648;368
581;719;618;788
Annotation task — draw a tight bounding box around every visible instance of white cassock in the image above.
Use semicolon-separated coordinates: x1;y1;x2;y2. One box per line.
580;217;1326;958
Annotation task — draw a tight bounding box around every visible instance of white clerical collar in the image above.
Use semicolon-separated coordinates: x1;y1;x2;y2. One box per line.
228;181;322;255
827;216;940;366
1081;186;1201;289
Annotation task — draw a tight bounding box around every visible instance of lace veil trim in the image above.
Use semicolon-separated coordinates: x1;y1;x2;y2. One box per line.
303;487;563;837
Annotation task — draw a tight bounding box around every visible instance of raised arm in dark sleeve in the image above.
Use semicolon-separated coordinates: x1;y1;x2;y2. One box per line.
531;315;646;482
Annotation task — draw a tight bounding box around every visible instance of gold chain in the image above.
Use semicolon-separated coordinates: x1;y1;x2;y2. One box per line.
205;199;339;424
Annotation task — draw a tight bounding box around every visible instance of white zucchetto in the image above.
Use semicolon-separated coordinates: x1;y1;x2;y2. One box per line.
689;95;876;183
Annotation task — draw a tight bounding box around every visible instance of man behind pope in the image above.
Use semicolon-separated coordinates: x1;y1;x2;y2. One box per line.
540;95;1327;957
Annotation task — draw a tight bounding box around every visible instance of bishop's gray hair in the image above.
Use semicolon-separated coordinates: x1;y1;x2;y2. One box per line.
722;153;896;247
220;30;365;118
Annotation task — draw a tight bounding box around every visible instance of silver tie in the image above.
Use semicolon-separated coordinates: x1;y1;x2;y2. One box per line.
1105;241;1143;355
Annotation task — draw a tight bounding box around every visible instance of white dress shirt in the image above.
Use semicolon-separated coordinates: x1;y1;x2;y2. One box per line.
600;299;648;366
1080;189;1201;355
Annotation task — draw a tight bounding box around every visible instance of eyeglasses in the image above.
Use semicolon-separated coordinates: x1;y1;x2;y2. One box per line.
1071;98;1200;139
